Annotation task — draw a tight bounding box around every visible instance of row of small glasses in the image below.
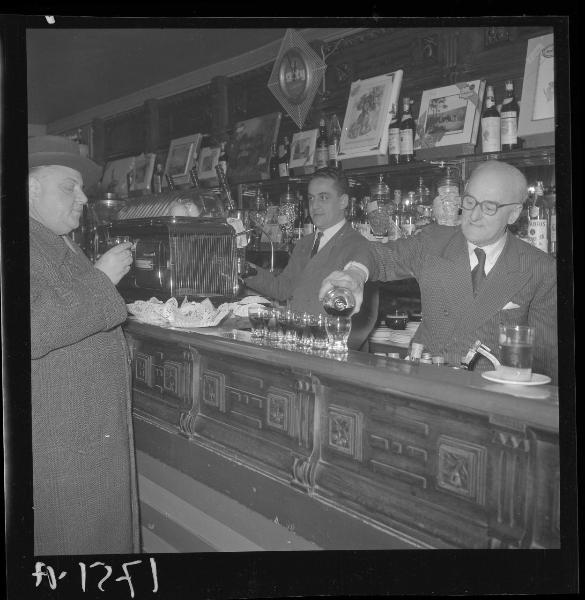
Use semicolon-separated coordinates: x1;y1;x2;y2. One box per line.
247;306;351;353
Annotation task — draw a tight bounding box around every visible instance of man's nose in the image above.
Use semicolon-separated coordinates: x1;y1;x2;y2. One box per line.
470;203;483;220
77;189;88;204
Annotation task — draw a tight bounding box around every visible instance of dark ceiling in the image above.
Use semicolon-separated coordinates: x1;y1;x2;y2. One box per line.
26;28;288;125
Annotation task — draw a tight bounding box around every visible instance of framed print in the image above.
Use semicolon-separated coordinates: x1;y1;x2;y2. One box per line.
164;133;203;187
518;33;555;147
197;146;221;182
414;79;485;151
100;155;135;197
227;112;282;183
130;152;156;193
267;28;326;129
289;128;318;171
339;70;403;161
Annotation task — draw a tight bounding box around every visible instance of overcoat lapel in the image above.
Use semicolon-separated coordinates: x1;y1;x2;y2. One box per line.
304;222;353;275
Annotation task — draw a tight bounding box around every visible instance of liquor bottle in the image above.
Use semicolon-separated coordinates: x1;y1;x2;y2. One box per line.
546;185;557;256
165;173;176;191
303;206;314;236
527;181;548;253
278;136;290;178
347;197;358;229
218;142;228;176
188;165;201;190
500;80;520;152
387;103;401;165
400;192;417;237
328;114;342;168
481;85;501;154
215;164;235;213
269;143;279;179
153;162;163;194
315;118;329;169
399;97;415;163
293;192;304;240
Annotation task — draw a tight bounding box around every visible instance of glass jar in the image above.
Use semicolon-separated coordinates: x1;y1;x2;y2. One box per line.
278;185;296;242
433;166;461;226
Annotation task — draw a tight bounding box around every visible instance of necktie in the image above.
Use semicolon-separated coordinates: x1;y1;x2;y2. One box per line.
310;231;323;258
471;247;486;296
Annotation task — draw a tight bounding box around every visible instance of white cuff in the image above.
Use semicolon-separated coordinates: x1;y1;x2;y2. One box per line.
343;261;369;285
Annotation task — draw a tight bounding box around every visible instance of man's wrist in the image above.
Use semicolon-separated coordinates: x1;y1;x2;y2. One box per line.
343;261;368;287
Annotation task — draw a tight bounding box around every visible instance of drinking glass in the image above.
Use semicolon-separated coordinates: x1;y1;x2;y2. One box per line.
496;324;535;382
325;315;352;353
248;306;265;340
309;314;328;350
266;307;281;344
276;307;290;344
297;312;313;350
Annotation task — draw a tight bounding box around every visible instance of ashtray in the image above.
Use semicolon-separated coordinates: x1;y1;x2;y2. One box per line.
385;312;409;330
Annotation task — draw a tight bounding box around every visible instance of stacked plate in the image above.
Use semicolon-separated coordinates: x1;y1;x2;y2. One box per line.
370;325;393;343
371;321;421;347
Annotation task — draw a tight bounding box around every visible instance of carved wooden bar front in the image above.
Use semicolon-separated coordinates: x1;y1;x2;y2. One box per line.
124;321;559;550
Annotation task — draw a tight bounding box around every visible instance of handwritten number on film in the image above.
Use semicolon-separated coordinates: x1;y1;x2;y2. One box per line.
32;558;159;597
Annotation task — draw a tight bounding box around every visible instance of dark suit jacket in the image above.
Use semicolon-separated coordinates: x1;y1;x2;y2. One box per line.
245;221;378;349
356;224;558;382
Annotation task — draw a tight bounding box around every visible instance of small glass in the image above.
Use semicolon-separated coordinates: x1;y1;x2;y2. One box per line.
497;325;535;382
266;307;281;344
325;315;352;353
248;306;266;340
297;312;313;349
309;314;328;350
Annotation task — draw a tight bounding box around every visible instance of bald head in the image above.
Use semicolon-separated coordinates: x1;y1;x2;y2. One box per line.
460;161;526;247
466;161;528;205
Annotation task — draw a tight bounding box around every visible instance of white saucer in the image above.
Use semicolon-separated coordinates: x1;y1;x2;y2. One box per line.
481;371;551;386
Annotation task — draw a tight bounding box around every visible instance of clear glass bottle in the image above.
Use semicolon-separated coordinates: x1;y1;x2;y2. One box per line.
368;175;391;239
400;192;417;237
278;184;296;243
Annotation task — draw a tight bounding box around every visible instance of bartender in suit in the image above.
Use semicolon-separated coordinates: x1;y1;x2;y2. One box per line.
244;167;378;350
319;160;558;382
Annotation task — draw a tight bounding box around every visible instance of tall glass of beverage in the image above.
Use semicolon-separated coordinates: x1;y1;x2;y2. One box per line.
497;325;535;382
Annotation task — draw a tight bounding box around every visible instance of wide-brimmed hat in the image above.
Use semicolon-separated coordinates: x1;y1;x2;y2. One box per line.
28;135;102;188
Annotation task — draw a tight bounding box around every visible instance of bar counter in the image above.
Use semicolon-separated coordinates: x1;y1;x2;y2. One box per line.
123;317;560;550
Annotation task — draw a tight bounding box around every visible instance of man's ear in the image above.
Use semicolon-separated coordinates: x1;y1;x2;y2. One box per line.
340;193;349;210
507;202;524;225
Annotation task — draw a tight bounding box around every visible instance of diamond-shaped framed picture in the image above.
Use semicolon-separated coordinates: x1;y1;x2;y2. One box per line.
267;29;326;130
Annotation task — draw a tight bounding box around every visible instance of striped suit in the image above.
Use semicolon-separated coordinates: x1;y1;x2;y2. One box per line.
358;224;558;382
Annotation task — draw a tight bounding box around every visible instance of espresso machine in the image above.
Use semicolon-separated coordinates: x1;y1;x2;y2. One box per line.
87;187;245;303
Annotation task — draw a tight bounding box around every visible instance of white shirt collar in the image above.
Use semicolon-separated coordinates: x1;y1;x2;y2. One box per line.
315;219;346;252
467;232;507;275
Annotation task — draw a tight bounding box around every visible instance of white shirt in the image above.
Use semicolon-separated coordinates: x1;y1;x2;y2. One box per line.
314;219;346;253
467;233;507;275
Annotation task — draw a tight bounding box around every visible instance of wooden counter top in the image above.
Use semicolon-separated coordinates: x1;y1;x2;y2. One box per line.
123;317;558;434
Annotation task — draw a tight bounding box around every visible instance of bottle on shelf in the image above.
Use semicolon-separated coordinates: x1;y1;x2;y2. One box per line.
527;181;549;253
278;136;290;178
433;165;461;226
399;96;415;163
347;197;359;229
387;102;401;165
269;143;279;179
481;85;501;154
215;163;235;214
500;80;520;152
545;185;557;256
153;162;164;194
415;177;433;231
293;191;304;240
400;192;417;237
328;114;342;168
218;142;228;176
189;165;201;190
165;173;176;191
303;204;314;236
315;118;329;169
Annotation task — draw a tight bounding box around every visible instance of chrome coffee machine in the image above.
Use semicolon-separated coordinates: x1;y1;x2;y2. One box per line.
88;188;245;303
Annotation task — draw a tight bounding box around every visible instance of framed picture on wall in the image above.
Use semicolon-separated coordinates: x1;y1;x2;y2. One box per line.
100;155;135;197
227;112;282;182
289;128;318;173
164;133;203;186
197;146;221;182
517;33;555;147
129;153;156;193
414;79;485;157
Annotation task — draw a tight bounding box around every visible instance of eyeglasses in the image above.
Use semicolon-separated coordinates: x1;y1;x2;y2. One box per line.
461;194;522;216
